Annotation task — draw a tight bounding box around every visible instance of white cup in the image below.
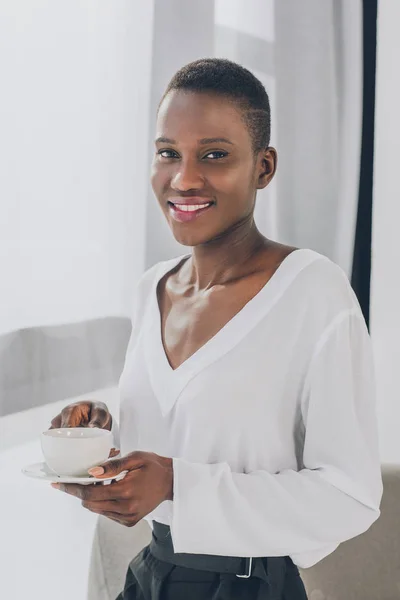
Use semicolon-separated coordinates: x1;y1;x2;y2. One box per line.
41;428;113;476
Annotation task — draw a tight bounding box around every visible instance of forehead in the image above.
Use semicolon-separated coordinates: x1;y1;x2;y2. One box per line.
156;90;250;145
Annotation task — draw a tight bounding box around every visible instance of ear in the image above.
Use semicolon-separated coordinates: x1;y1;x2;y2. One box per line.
256;147;277;190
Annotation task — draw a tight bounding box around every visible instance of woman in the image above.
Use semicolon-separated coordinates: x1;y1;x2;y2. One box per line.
50;58;383;599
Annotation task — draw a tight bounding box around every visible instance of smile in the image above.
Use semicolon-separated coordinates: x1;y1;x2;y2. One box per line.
167;201;215;223
171;202;212;212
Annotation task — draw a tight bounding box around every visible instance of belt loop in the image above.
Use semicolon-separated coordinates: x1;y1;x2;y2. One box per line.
236;556;253;578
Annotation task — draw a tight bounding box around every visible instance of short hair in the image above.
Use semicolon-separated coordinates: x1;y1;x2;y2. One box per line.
160;58;271;153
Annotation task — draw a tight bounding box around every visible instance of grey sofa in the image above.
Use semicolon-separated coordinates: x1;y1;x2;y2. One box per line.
87;465;400;600
299;465;400;600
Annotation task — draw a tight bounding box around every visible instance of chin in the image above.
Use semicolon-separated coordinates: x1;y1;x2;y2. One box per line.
171;232;206;247
169;224;218;248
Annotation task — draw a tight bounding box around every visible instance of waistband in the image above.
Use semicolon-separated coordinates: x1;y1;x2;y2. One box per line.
149;521;288;582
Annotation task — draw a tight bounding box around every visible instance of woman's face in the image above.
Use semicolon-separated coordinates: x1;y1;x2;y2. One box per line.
151;90;275;247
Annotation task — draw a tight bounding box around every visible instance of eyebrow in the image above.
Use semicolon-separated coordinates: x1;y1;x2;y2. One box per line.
155;136;234;145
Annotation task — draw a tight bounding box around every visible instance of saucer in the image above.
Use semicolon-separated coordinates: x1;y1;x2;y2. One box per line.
22;462;128;485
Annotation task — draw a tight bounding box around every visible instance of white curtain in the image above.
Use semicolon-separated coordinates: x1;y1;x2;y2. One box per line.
144;0;363;275
0;1;363;599
370;0;400;465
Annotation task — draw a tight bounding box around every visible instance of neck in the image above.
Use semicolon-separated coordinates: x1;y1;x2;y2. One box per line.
188;216;270;290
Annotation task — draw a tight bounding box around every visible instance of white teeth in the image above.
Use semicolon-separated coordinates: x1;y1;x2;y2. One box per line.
174;203;211;212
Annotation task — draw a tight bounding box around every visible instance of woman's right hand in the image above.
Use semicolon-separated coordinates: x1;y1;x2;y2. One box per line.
49;400;112;431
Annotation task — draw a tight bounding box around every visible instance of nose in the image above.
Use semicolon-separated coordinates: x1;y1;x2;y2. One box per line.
170;159;205;192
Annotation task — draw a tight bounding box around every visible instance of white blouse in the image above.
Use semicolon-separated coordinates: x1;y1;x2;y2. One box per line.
115;248;383;569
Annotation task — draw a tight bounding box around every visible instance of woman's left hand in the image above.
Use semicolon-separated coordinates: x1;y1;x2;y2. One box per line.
51;451;174;527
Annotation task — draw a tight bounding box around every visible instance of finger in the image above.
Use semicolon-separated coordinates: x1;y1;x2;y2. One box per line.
88;451;145;479
49;414;62;430
101;511;138;527
100;511;136;527
61;403;91;428
82;499;124;514
51;482;87;499
51;482;114;501
88;402;111;429
60;412;71;428
52;478;133;500
60;406;78;428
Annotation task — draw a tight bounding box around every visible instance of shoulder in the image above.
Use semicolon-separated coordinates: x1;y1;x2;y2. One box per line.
291;249;366;332
304;250;360;306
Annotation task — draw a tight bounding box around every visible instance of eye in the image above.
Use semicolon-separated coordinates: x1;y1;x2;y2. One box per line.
203;151;228;160
157;149;179;159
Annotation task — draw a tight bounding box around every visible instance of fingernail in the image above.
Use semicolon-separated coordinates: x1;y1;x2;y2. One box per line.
51;483;60;489
88;467;104;476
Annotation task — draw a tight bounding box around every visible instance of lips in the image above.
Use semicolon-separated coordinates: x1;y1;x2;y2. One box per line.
167;197;215;223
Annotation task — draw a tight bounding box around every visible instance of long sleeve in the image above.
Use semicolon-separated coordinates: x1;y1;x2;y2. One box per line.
170;309;383;568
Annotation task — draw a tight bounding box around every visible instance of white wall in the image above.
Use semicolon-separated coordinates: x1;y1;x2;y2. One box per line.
0;1;154;335
370;0;400;464
0;2;155;599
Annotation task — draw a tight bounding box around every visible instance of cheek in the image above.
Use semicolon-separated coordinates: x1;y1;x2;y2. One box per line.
211;166;254;206
150;163;168;198
150;163;158;192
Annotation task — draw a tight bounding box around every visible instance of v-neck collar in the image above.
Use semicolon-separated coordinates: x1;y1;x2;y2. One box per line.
144;248;324;416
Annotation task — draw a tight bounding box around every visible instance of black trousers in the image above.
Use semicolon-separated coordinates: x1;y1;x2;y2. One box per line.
116;522;308;600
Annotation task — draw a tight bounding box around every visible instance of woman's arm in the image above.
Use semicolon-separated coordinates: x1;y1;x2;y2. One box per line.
169;310;383;567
